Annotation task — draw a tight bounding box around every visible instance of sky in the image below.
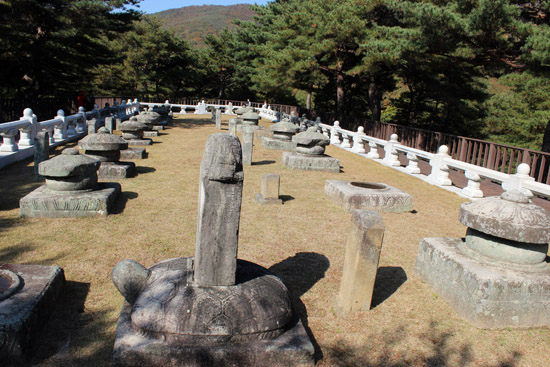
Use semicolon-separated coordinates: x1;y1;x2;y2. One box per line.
130;0;270;14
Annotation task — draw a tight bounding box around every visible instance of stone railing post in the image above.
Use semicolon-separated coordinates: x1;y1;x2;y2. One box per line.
321;126;330;139
462;170;484;198
382;134;400;167
330;121;341;145
428;145;452;186
18;108;36;147
351;126;366;154
0;128;19;152
53;109;68;140
367;140;380;159
405;152;421;174
341;132;351;149
502;163;534;198
76;106;87;133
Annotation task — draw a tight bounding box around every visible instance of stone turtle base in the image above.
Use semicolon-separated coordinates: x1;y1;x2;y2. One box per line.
124;138;152;146
282;152;340;173
98;162;136;179
262;137;296;151
120;148;147;160
19;182;121;218
325;180;413;213
255;193;283;205
415;237;550;329
0;264;65;364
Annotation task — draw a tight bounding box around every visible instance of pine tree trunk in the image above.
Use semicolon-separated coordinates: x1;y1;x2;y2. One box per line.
368;79;381;122
542;120;550;153
306;90;312;110
336;68;345;123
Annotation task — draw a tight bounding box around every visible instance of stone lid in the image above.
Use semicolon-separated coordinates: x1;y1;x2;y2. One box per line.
270;119;297;134
120;117;146;132
292;126;329;146
243;111;260;121
79;127;128;151
38;148;100;178
136;112;158;125
235;106;252;115
459;190;550;244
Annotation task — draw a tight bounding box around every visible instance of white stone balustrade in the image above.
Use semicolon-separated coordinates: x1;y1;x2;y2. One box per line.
351;127;366;154
405;152;421;174
330;121;341;145
340;132;351;149
382;134;400;167
463;171;483;198
428;145;452;186
367;140;380;159
18;109;36;147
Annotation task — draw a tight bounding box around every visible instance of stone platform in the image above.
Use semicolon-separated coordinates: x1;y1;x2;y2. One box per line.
125;138;152;146
143;131;159;137
98;162;136;179
120;148;147;160
262;137;296;151
20;182;121;218
0;264;65;363
415;237;550;329
325;180;413;212
282;152;340;172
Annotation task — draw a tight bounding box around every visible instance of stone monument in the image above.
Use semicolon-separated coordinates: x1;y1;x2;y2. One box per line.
79;127;136;179
136;110;160;137
0;264;65;364
20;148;121;217
34;131;49;177
120;116;152;146
242;126;254;166
262;117;298;151
255;173;283;205
333;210;385;314
282;126;340;172
111;133;314;366
325;180;413;213
415;189;550;328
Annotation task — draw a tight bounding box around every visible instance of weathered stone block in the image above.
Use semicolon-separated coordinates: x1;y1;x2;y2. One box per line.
325;180;413;213
415;237;550;329
19;182;121;218
125;138;152;146
143;131;159;137
333;210;385;314
282;152;340;173
255;173;283;205
262;137;297;151
242;127;254;166
34;131;49;177
98;162;136;179
0;264;65;364
120;148;147;160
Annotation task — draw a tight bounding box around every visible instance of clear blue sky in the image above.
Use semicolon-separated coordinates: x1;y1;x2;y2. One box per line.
130;1;270;14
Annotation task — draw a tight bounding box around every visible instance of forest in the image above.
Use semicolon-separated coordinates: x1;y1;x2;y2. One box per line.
1;0;550;151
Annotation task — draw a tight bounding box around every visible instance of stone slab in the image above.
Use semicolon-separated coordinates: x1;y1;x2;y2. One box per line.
324;180;413;213
415;237;550;329
262;137;296;151
143;131;159;137
124;138;152;146
120;148;147;160
113;301;314;367
0;264;65;364
282;152;340;173
98;162;136;179
152;125;164;131
19;182;121;218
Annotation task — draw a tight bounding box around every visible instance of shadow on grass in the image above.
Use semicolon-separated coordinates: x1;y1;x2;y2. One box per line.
0;162;43;211
269;252;330;362
280;195;295;203
111;191;138;215
371;266;407;309
252;160;276;166
171;119;216;129
0;242;35;263
323;322;522;367
136;166;156;174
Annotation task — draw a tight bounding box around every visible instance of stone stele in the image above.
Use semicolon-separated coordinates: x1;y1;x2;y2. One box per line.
415;190;550;328
0;264;65;364
333;210;385;315
262;118;298;151
79;127;136;179
255;173;283;205
282;127;340;172
20;148;121;217
111;133;314;366
324;180;413;213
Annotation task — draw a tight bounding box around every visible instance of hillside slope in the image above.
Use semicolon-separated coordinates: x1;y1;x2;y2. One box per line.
151;4;256;46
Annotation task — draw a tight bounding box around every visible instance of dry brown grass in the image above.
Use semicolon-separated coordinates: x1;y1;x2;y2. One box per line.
1;115;548;366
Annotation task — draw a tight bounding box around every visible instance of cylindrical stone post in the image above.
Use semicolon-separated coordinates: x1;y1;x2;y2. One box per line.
34;131;49;177
242;126;254;166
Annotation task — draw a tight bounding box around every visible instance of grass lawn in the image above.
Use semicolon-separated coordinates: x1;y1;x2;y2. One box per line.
0;115;548;366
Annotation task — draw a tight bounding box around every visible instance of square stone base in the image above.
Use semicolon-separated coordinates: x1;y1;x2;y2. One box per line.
143;131;159;137
113;304;315;367
120;148;147;160
262;137;296;151
152;125;164;131
125;138;152;146
20;182;121;218
282;152;340;173
415;237;550;329
325;180;413;212
98;162;136;179
255;193;283;205
0;264;65;364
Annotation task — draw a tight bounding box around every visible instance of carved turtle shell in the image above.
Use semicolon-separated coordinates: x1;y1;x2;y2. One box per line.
128;257;293;344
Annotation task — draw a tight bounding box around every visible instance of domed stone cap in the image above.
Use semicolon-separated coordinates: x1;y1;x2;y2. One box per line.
79;127;128;151
235;106;253;115
292;126;329;146
38;148;100;178
127;257;293;342
459;190;550;244
120;117;147;132
270;119;297;134
152;106;169;116
243;111;260;121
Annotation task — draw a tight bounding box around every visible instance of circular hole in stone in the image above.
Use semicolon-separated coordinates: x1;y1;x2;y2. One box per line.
0;269;21;301
350;182;388;190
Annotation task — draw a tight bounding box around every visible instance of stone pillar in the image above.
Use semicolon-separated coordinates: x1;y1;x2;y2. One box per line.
18;108;36;147
462;170;483;198
428;145;452;186
34;131;49;177
1;129;19;152
330;121;341;145
255;174;283;205
194;133;244;287
382;134;400;167
87;118;98;134
215;109;222;129
502;163;534;198
76;107;87;133
105;116;115;133
367;140;380;159
53;110;67;140
333;210;385;315
405;152;421;174
351;127;366;154
242;126;254;166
